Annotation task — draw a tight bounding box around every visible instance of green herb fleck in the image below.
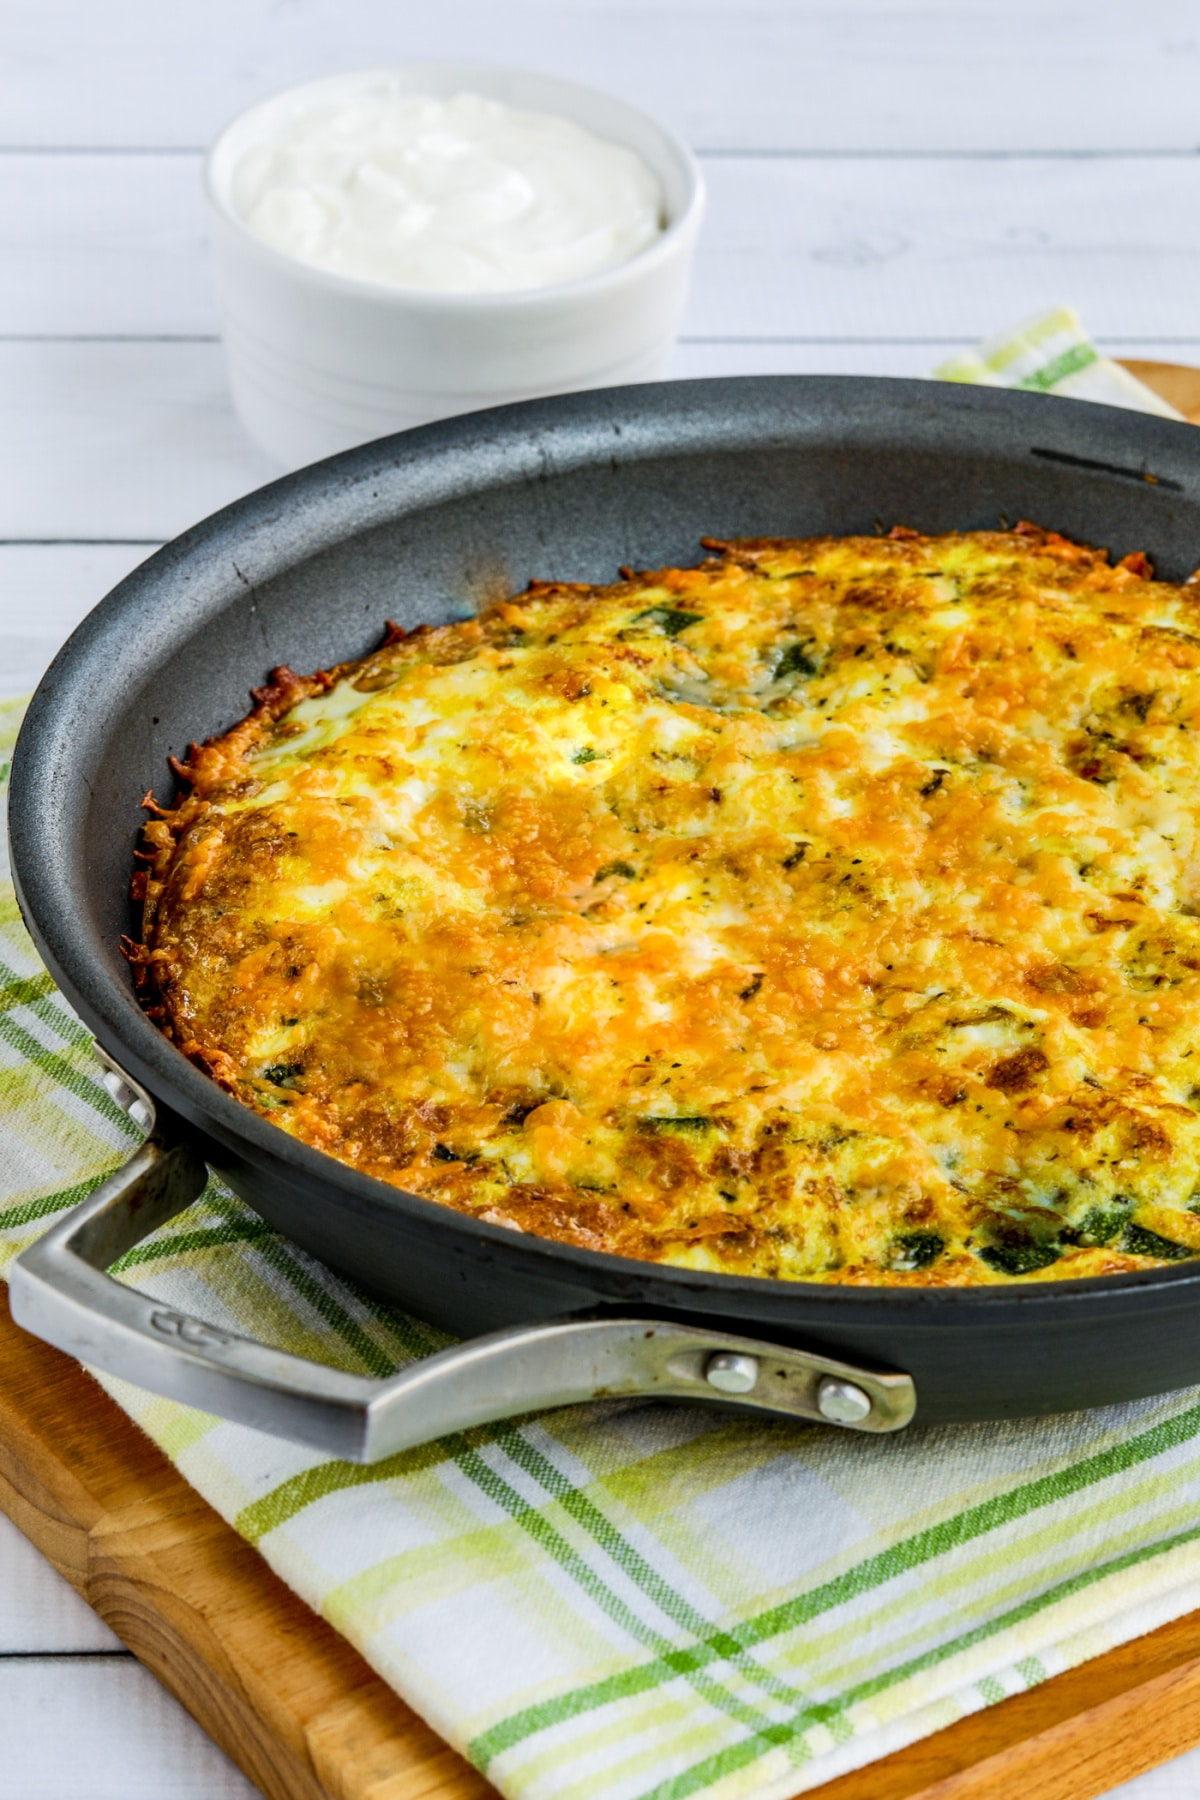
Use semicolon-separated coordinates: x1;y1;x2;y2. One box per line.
637;1116;712;1136
261;1063;303;1088
572;746;605;765
631;606;704;638
595;861;637;882
776;641;818;678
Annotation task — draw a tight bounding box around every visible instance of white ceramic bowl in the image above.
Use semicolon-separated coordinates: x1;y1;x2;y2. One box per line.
204;64;705;469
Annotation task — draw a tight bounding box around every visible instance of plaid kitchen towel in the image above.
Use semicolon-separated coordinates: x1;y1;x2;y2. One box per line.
935;303;1184;418
9;690;1200;1800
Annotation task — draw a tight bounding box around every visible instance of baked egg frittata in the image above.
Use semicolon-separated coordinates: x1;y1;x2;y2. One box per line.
132;525;1200;1285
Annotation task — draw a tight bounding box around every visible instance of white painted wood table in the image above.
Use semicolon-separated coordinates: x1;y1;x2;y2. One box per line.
6;2;1200;1792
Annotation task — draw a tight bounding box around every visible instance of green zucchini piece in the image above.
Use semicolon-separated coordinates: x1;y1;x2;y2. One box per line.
979;1241;1060;1277
1074;1204;1130;1247
1122;1223;1195;1261
892;1231;944;1270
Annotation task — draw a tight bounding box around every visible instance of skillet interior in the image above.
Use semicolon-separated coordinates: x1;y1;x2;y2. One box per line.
14;374;1200;1423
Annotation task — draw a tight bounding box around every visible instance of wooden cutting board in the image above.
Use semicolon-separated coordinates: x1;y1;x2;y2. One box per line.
1121;359;1200;423
5;360;1200;1800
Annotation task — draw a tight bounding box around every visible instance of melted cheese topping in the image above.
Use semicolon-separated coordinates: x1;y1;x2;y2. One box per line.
135;527;1200;1285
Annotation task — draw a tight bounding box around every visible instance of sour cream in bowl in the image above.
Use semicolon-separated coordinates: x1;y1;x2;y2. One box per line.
204;66;704;467
231;90;666;294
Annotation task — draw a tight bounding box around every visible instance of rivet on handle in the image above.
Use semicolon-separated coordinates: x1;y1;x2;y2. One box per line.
817;1376;873;1424
704;1350;760;1395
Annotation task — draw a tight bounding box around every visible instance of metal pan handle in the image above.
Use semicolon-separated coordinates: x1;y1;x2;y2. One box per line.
9;1058;916;1462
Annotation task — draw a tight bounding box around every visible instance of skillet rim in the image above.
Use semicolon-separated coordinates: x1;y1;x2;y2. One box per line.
14;371;1200;1323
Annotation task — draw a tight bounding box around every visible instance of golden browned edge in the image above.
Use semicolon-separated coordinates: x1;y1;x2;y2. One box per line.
123;659;336;1030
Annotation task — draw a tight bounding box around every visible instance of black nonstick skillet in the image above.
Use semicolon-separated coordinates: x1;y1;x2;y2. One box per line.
11;377;1200;1458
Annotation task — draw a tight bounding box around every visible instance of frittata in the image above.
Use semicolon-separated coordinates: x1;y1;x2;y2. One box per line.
130;524;1200;1285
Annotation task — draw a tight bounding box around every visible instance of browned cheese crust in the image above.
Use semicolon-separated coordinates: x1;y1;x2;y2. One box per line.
129;525;1200;1285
